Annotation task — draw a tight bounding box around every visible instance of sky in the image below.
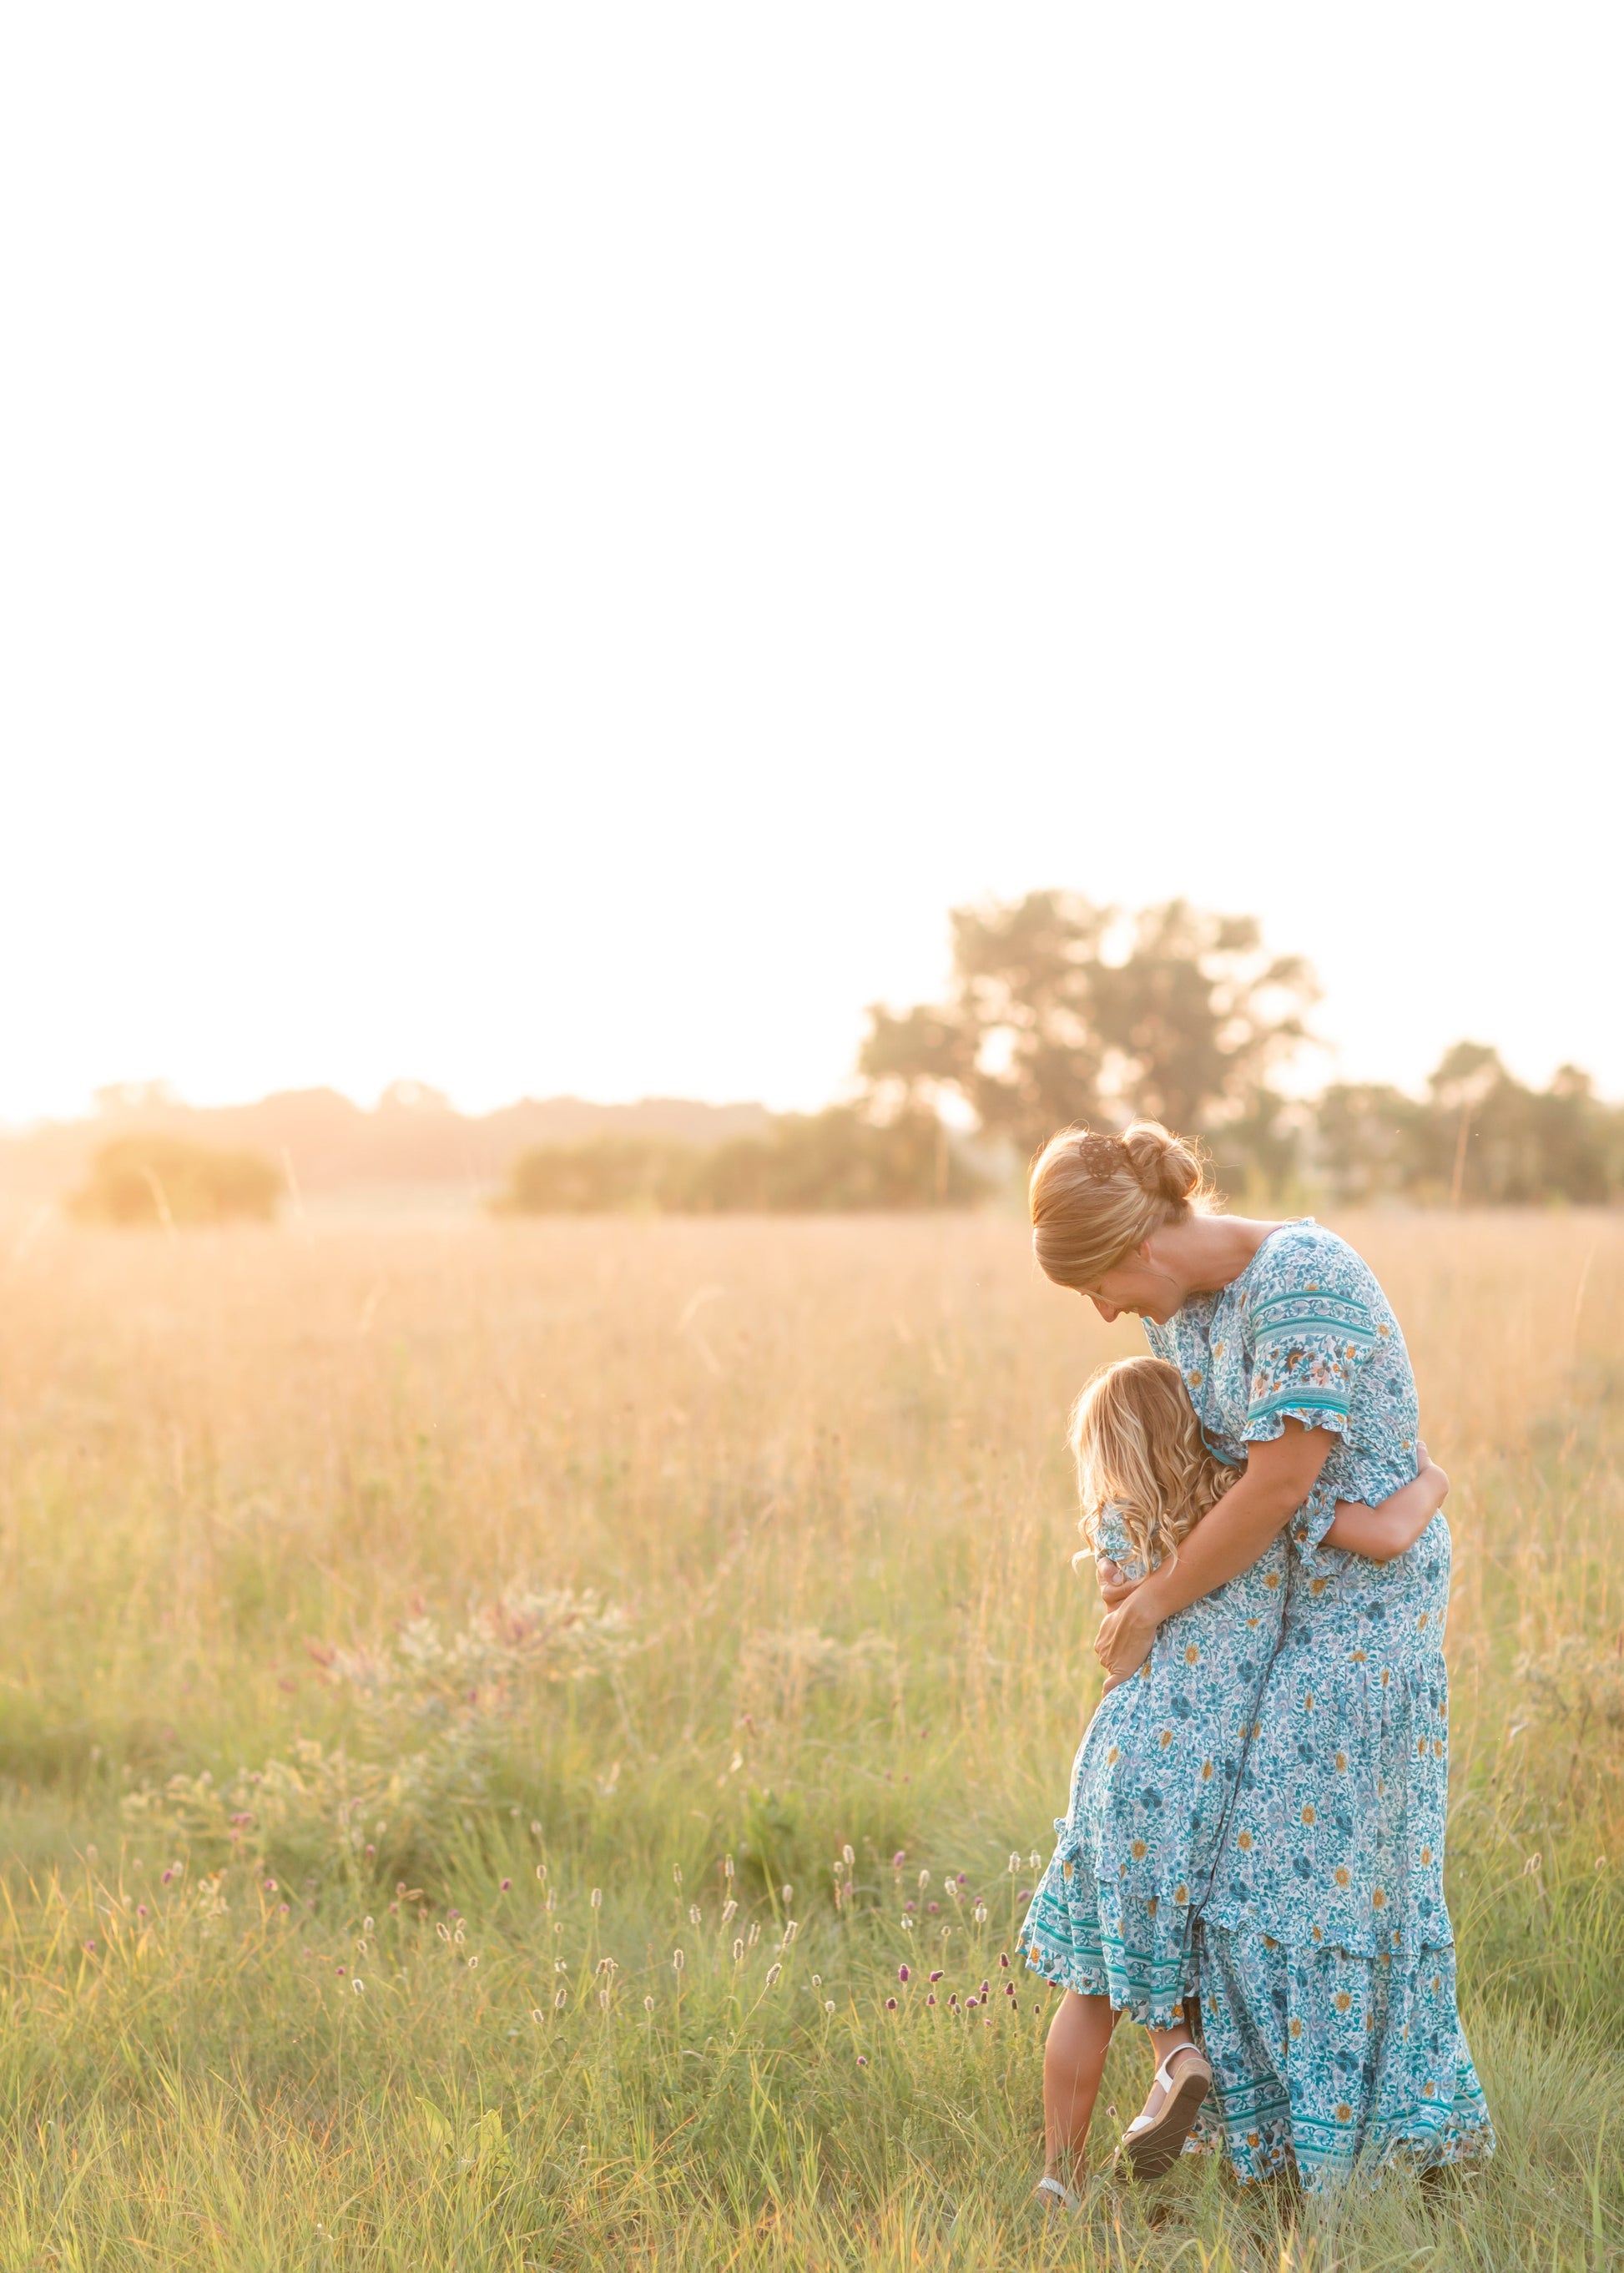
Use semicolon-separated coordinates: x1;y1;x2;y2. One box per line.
2;6;1621;1125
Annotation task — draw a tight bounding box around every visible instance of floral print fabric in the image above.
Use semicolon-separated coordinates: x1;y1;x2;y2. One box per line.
1145;1222;1494;2186
1023;1505;1287;2028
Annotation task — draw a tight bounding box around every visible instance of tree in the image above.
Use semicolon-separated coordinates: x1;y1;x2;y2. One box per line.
68;1136;282;1226
860;891;1316;1158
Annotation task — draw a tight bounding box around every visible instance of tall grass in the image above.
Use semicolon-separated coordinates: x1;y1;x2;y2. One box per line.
0;1208;1618;2268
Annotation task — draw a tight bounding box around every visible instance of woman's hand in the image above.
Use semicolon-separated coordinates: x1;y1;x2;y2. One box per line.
1092;1591;1160;1681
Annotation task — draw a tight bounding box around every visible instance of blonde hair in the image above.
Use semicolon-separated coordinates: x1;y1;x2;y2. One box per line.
1030;1121;1213;1293
1069;1355;1238;1576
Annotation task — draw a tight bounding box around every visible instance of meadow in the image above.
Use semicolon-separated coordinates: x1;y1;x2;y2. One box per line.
0;1205;1619;2270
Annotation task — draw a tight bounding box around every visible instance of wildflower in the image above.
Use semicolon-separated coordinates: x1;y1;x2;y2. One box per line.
724;1855;735;1880
263;1877;278;1892
352;1978;364;1994
812;1973;822;1987
843;1844;855;1866
454;1928;466;1945
363;1916;373;1933
781;1883;793;1904
672;1949;685;1973
904;1900;916;1913
856;2054;868;2066
280;1904;290;1917
161;1869;174;1886
137;1905;149;1920
1029;1851;1041;1871
1008;1852;1020;1873
926;1993;937;2006
644;1995;654;2011
336;1965;346;1976
980;1980;990;1996
825;1998;836;2013
688;1904;702;1925
747;1921;761;1947
892;1851;905;1869
926;1901;939;1913
900;1915;914;1932
973;1903;987;1924
898;1964;910;1983
999;1953;1010;1968
591;1888;603;1910
598;1990;610;2010
500;1878;512;1892
722;1898;738;1924
536;1865;545;1881
732;1938;744;1964
929;1970;943;1983
948;1994;960;2009
783;1920;799;1943
554;1988;567;2009
1017;1888;1031;1903
765;1963;782;1988
84;1939;96;1955
555;1958;567;1973
532;2008;544;2023
673;1864;683;1887
885;1997;898;2011
468;1955;479;1969
918;1869;931;1889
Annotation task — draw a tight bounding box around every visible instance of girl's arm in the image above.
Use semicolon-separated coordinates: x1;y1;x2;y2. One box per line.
1092;1419;1333;1680
1321;1450;1448;1562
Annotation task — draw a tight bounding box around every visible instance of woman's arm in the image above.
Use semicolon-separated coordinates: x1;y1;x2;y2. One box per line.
1092;1420;1332;1680
1321;1454;1448;1562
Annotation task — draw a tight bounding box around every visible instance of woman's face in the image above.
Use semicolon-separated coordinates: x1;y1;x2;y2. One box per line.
1074;1238;1186;1327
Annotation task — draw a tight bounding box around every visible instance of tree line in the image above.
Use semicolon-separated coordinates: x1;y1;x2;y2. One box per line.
61;891;1621;1220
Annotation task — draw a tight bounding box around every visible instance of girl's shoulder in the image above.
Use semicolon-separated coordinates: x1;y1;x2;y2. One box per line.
1093;1501;1149;1580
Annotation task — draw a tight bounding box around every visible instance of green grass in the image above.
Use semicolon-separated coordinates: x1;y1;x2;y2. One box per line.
0;1210;1619;2268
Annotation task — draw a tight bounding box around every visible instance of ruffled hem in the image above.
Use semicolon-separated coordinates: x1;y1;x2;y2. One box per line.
1198;1921;1495;2192
1022;1844;1196;2029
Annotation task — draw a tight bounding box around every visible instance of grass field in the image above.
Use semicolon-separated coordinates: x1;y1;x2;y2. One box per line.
0;1206;1620;2270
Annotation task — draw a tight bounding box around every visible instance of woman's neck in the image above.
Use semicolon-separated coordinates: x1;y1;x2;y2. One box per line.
1153;1212;1285;1300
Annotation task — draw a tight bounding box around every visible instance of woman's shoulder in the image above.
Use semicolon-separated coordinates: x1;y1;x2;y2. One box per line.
1241;1220;1384;1310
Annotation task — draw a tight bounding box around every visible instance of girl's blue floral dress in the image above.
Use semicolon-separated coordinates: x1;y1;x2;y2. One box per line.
1146;1220;1494;2189
1023;1505;1287;2026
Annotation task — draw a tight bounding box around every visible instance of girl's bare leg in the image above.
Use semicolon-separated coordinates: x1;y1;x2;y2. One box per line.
1127;2004;1208;2137
1043;1989;1118;2183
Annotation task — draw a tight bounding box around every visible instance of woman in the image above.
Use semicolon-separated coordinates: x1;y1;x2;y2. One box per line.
1029;1121;1494;2190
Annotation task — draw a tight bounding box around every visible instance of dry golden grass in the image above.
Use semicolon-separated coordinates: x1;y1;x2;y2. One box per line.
0;1206;1618;2267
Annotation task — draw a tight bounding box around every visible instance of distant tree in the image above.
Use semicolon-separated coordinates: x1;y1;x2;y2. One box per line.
494;1109;986;1216
493;1138;686;1214
1316;1047;1616;1206
860;891;1316;1162
68;1136;281;1226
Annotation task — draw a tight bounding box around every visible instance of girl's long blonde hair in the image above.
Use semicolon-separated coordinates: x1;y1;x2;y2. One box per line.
1069;1355;1238;1575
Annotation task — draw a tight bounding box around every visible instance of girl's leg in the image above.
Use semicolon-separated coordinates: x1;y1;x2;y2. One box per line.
1117;2002;1213;2180
1043;1989;1117;2184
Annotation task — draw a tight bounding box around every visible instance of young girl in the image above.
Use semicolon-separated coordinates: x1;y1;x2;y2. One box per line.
1026;1355;1446;2210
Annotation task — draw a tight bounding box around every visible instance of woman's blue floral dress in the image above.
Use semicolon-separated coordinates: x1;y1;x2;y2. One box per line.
1023;1506;1287;2027
1146;1220;1495;2189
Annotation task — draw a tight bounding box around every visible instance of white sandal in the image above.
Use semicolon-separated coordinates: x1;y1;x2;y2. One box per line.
1031;2174;1082;2215
1116;2045;1212;2184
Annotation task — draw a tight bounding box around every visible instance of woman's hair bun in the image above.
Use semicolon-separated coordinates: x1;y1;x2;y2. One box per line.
1119;1121;1205;1207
